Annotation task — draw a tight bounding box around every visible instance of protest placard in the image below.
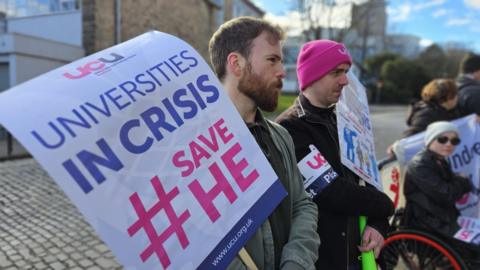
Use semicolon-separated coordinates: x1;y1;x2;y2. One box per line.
0;31;287;269
336;72;382;190
394;115;480;218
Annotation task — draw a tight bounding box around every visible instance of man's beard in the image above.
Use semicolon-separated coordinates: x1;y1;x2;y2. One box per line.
238;64;283;112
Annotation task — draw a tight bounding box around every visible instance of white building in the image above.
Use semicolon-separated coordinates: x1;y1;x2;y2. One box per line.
0;1;83;92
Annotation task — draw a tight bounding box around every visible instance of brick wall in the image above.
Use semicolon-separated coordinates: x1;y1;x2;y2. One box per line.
82;0;215;61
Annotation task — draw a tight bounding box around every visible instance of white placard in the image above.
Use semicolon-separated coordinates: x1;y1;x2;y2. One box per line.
0;31;287;270
395;115;480;218
337;72;382;190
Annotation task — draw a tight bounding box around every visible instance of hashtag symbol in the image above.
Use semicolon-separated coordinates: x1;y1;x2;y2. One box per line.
127;176;191;268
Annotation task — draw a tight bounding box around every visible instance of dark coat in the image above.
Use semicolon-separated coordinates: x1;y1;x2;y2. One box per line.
276;94;394;270
403;149;472;237
403;100;461;138
457;75;480;116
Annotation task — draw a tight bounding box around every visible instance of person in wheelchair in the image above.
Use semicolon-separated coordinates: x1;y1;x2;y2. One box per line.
403;121;479;266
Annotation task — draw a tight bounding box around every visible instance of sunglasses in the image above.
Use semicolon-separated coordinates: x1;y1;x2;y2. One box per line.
436;136;461;146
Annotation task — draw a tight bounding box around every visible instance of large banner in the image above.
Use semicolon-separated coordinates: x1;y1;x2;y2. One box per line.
0;31;287;269
337;72;382;190
395;114;480;218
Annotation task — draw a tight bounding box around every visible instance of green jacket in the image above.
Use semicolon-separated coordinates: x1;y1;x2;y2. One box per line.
227;112;319;270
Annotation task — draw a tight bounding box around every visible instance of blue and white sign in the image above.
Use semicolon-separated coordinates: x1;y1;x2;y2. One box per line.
395;115;480;218
0;31;286;269
337;72;382;190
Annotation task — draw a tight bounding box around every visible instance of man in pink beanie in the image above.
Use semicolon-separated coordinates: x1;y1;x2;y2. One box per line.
276;40;393;270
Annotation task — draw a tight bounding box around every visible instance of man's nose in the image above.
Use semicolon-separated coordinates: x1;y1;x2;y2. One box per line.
339;73;349;85
277;66;286;79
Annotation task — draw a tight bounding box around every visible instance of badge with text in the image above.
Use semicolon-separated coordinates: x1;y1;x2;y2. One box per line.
454;228;480;245
297;145;338;198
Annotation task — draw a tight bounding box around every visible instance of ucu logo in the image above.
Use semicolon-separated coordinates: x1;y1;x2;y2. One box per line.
338;46;348;55
307;153;326;169
63;53;124;79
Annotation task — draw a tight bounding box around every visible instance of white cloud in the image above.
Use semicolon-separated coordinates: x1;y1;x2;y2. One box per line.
419;38;434;47
446;18;472;26
464;0;480;9
432;9;447;18
413;0;447;11
387;4;412;22
264;11;303;36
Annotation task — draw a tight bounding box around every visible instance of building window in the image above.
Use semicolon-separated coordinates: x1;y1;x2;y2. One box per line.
0;0;79;17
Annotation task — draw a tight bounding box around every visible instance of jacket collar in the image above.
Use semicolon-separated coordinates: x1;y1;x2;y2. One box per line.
457;74;480;90
294;93;336;122
246;109;269;131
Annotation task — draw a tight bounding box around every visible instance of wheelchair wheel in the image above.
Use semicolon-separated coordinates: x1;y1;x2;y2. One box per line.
380;229;468;270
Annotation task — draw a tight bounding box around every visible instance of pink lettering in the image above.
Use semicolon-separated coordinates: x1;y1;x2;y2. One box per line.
127;176;191;268
307;153;326;169
213;118;234;144
172;150;194;177
222;142;259;192
189;162;238;222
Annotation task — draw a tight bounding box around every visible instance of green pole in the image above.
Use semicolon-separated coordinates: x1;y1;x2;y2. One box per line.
359;215;377;270
358;179;377;270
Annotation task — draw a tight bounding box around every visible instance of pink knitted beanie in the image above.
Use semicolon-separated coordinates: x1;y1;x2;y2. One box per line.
297;40;352;90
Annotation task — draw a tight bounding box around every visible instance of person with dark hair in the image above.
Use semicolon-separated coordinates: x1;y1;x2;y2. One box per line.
403;79;460;137
457;52;480;116
403;121;479;268
276;39;394;270
209;16;319;270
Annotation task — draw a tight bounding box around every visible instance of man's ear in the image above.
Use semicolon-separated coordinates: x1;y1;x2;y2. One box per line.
226;52;246;77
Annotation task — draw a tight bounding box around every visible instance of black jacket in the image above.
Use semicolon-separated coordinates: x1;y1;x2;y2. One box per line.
404;149;472;237
457;75;480;116
403;100;460;137
276;95;394;270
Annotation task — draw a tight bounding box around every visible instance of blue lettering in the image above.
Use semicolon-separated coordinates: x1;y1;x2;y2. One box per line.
63;138;123;194
180;50;198;68
173;88;197;119
197;74;219;104
31;122;65;149
105;87;131;110
120;119;154;154
78;138;123;186
119;80;145;102
162;97;184;126
135;73;156;93
169;55;189;74
187;82;206;109
57;109;91;137
141;106;176;141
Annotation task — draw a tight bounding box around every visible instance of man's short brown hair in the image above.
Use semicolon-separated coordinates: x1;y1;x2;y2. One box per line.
459;52;480;74
209;16;284;80
421;78;457;104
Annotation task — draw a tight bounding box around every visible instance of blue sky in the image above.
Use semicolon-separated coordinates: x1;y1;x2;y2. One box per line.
252;0;480;52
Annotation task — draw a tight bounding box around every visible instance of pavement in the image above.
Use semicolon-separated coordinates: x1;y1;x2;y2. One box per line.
0;159;122;270
0;104;408;270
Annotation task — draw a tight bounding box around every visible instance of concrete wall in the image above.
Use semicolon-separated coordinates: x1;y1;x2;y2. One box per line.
0;33;84;86
7;11;82;46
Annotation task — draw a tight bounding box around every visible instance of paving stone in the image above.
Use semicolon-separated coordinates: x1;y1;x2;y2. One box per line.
0;159;123;269
79;258;94;267
50;261;66;270
0;256;12;267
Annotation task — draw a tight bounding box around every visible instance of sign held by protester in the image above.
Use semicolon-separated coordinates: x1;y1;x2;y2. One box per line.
394;114;480;218
0;31;287;269
336;72;382;190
